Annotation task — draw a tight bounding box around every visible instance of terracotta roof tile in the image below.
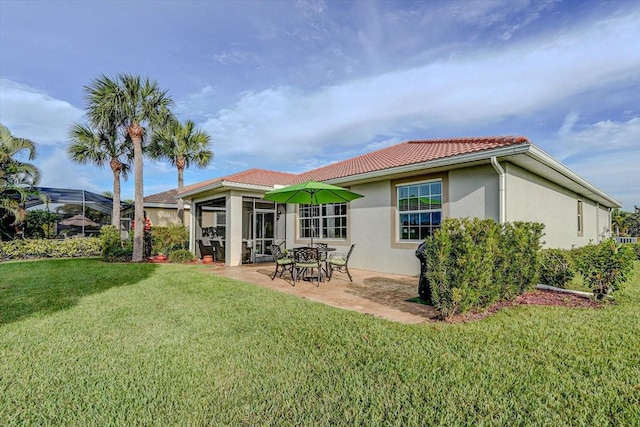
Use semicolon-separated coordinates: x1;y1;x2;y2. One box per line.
176;136;530;195
298;136;530;182
179;168;298;194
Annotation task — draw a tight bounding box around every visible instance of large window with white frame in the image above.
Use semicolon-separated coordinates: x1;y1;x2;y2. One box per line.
299;202;347;240
397;180;442;241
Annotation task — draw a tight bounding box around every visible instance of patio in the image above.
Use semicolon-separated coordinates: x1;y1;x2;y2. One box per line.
208;263;437;324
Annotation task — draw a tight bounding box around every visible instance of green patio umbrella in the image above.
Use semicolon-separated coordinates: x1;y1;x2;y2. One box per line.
263;181;364;246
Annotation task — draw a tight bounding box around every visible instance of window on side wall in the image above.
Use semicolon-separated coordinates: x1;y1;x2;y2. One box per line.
577;200;583;236
299;202;347;240
397;180;442;241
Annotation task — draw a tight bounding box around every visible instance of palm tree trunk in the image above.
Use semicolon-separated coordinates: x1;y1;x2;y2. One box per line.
130;125;145;262
110;158;122;229
177;161;184;224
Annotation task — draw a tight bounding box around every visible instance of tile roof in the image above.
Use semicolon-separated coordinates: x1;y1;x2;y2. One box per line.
179;168;298;194
176;136;530;195
297;135;529;182
144;188;179;204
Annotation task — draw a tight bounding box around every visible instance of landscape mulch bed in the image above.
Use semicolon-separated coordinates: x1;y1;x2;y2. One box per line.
449;289;604;323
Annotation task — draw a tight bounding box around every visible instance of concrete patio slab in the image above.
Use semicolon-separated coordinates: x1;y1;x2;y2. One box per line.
207;263;437;324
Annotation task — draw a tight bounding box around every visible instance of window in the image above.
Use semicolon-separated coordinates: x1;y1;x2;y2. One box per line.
577;200;583;236
299;202;347;240
398;180;442;241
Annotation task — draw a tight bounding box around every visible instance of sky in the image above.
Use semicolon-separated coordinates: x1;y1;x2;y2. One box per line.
1;0;639;210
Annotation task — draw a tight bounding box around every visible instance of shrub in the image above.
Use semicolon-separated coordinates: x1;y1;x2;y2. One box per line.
168;249;196;264
99;225;131;262
151;225;188;256
572;239;635;300
0;237;101;260
425;218;544;320
538;248;575;288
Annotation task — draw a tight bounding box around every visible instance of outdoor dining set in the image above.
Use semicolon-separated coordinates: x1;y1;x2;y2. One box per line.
269;242;356;286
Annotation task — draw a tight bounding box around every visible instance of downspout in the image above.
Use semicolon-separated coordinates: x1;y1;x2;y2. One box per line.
596;202;600;243
491;157;506;224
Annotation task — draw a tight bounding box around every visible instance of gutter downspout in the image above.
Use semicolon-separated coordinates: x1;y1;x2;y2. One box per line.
491;157;506;224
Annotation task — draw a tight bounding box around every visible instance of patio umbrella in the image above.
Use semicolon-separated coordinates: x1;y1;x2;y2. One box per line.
263;181;364;246
59;214;99;227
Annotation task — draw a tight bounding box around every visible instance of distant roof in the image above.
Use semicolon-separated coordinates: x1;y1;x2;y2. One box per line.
177;136;529;196
144;188;179;205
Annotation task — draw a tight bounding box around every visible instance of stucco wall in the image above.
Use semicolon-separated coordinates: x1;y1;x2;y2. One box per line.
347;181;423;276
145;207;190;231
504;163;610;248
448;165;499;221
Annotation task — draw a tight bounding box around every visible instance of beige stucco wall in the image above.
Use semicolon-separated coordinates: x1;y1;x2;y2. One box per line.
504;163;611;248
448;165;499;221
145;207;190;231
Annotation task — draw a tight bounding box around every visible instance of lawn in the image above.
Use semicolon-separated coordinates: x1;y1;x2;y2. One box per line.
1;259;639;426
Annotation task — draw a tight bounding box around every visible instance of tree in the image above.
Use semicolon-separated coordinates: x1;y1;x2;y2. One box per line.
628;206;640;237
148;119;213;223
0;124;41;230
68;123;132;228
84;74;174;261
611;209;630;236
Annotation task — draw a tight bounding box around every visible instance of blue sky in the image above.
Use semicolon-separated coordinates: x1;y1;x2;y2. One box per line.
1;0;639;209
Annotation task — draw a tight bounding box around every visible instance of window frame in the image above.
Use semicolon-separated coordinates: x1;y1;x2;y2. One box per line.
298;202;348;241
396;179;443;242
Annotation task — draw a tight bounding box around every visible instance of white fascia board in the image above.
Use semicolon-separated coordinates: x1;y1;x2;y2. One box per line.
525;145;621;208
179;180;274;199
326;144;532;186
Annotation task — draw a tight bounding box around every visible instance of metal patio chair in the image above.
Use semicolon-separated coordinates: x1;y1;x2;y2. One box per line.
292;246;323;286
270;243;294;280
327;244;356;282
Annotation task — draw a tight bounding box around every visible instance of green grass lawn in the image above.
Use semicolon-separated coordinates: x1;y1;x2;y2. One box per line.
1;259;639;426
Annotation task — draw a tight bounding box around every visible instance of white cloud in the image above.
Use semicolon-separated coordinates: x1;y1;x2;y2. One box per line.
197;11;640;169
0;79;83;145
543;116;640;210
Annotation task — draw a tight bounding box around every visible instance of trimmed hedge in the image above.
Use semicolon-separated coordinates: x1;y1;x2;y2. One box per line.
0;237;101;260
424;218;544;319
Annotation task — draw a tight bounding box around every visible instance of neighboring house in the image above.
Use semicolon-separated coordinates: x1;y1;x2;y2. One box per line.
143;189;191;231
177;136;620;275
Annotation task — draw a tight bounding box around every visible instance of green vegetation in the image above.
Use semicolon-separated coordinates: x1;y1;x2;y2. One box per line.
1;259;639;425
0;237;101;260
425;218;544;318
168;248;195;263
539;248;575;288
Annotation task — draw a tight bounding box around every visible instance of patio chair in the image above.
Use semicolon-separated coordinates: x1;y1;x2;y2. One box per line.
269;243;294;280
327;244;356;282
292;246;323;286
197;238;215;260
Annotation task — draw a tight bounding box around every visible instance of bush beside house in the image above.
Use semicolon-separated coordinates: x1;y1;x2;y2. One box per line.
424;218;544;319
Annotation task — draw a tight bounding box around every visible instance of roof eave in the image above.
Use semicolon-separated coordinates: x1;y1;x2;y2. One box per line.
523;145;622;208
178;180;276;199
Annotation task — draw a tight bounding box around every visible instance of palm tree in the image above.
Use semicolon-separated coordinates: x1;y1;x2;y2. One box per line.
1;124;41;225
67;123;132;228
84;74;174;261
148;119;213;223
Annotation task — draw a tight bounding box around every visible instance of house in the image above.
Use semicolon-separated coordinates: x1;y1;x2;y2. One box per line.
143;188;191;231
176;136;620;275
